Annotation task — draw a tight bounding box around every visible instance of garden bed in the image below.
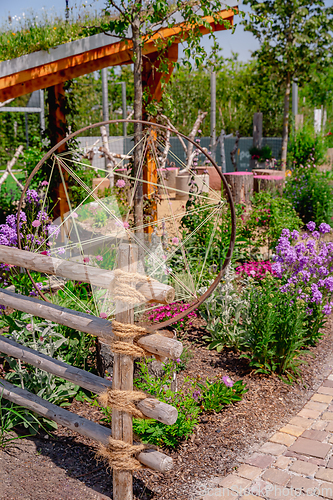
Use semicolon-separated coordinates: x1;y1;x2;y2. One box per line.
1;317;333;500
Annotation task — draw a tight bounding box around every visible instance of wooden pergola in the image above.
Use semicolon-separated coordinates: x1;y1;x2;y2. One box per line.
0;8;235;103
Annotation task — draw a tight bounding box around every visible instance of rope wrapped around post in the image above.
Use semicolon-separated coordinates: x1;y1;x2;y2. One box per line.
109;320;151;358
99;388;148;419
111;269;157;304
98;437;145;471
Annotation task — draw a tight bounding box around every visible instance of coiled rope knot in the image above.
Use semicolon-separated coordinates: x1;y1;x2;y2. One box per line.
98;437;145;471
99;388;148;419
111;268;156;305
110;320;149;358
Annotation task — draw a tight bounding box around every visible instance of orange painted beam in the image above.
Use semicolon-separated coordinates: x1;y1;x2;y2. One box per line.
143;44;179;104
0;9;235;101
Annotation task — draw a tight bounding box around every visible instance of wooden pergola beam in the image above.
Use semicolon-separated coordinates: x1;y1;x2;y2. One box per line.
0;10;235;101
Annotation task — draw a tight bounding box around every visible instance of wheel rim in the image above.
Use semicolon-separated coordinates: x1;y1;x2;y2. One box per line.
16;119;236;329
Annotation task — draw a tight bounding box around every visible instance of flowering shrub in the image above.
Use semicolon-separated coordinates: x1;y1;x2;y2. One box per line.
0;189;60;288
149;302;198;331
284;161;333;225
272;222;333;342
239;191;302;255
236;261;275;280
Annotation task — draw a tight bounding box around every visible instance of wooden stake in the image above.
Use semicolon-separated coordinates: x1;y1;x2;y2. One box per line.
113;243;137;500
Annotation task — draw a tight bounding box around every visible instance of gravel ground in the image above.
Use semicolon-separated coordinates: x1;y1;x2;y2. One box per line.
1;318;333;500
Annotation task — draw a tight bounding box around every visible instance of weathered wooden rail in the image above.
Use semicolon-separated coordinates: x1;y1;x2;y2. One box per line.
0;244;180;500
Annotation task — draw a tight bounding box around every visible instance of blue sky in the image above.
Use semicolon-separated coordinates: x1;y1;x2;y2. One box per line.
0;0;260;61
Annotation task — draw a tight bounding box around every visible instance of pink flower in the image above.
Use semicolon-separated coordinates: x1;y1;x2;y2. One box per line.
116;179;126;188
123;221;129;229
41;181;49;186
95;255;103;261
40;250;49;256
100;312;108;319
26;323;32;331
71;212;78;219
83;257;90;263
222;376;234;388
172;237;179;245
32;220;41;228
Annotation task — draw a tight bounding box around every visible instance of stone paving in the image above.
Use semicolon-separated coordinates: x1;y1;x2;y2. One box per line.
199;374;333;500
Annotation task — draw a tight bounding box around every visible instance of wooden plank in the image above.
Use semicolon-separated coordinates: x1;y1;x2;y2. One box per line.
0;10;235;101
0;335;178;425
0;245;175;304
113;243;136;500
0;378;173;473
0;289;183;359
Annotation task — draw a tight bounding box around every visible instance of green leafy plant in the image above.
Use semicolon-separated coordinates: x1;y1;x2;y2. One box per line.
201;266;247;351
288;126;326;168
239;192;302;257
196;378;248;413
240;275;310;382
133;358;200;449
133;358;247;448
0;392;45;447
249;144;272;162
284;163;333;225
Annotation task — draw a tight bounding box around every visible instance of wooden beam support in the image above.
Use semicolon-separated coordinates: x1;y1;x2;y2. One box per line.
0;245;175;304
0;289;183;359
0;378;174;473
0;10;235;101
0;335;178;425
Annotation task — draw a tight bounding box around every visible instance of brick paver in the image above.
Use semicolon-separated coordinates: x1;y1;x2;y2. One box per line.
197;368;333;500
289;437;331;458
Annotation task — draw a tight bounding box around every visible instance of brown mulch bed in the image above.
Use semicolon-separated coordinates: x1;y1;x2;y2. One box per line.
2;318;333;500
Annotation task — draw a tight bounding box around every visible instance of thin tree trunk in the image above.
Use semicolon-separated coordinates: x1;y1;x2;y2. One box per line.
132;19;143;231
281;72;291;171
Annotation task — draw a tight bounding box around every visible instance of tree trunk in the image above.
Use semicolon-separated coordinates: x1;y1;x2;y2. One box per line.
281;73;291;171
132;19;143;232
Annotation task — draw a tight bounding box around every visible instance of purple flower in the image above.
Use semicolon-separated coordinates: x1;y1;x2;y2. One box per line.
116;179;126;188
222;376;234;388
26;189;39;204
172;237;179;245
306;221;316;232
193;390;201;401
175;358;181;364
319;223;331;234
57;247;65;255
323;304;332;315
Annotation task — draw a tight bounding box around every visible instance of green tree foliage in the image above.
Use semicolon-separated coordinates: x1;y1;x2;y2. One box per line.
242;0;333;168
165;57;284;137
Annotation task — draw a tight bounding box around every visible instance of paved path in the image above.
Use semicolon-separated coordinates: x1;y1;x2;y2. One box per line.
199;373;333;500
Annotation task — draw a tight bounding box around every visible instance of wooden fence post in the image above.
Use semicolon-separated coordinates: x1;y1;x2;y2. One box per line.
113;243;137;500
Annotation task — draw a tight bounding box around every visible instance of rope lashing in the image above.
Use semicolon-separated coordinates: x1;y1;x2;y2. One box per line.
110;320;150;357
98;437;145;471
111;268;156;305
99;388;148;419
